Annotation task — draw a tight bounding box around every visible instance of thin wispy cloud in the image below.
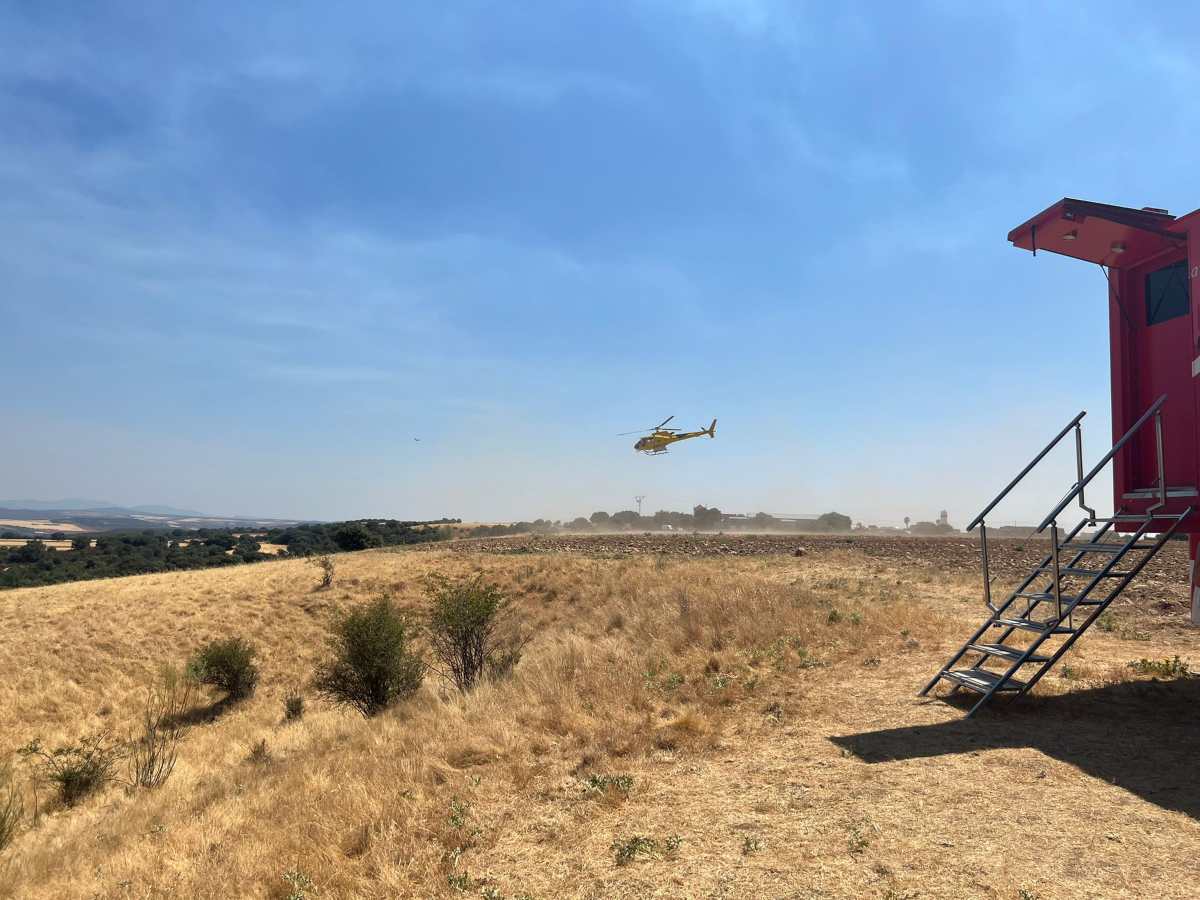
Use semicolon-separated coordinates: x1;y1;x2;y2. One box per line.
2;2;1198;522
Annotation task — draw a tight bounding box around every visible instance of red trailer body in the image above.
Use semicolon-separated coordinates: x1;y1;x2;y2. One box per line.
1008;198;1200;622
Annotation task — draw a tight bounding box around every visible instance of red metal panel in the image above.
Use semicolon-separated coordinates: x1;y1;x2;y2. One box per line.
1009;198;1183;268
1011;197;1198;534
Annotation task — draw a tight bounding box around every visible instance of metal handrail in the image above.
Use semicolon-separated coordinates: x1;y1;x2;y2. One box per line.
965;409;1087;612
966;410;1087;531
1035;394;1168;532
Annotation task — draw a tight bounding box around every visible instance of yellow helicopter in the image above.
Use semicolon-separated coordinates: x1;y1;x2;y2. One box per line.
620;416;717;455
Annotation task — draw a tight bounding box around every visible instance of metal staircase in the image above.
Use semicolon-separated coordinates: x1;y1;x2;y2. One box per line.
922;395;1193;716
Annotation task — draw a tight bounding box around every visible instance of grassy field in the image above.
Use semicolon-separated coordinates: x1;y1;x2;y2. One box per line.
0;520;87;533
1;535;1198;898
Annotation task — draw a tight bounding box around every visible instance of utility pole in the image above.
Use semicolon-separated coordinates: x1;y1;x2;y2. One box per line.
634;495;646;516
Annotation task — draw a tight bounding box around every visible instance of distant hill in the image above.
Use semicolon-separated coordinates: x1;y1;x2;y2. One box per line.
0;498;116;511
0;500;207;517
0;505;305;535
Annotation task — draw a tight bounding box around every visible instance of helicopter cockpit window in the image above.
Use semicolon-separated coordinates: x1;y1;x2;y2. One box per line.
1145;260;1189;326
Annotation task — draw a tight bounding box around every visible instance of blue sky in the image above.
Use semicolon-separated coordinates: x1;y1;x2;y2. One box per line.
3;1;1199;524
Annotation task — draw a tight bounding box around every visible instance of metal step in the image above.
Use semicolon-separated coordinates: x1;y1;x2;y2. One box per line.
1015;590;1103;606
992;617;1075;634
1035;566;1127;578
943;667;1027;693
1058;541;1156;553
1122;486;1198;500
1093;512;1189;522
968;643;1049;664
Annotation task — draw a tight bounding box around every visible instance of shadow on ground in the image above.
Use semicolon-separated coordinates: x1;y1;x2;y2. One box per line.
831;677;1200;819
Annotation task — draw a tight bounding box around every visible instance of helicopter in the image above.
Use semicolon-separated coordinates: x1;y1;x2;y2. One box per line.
620;416;717;455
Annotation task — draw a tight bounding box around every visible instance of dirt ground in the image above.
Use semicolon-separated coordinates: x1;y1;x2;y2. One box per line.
1;534;1198;898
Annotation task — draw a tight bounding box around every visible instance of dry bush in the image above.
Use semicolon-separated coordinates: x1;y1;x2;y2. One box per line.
187;636;259;702
310;555;335;590
313;595;424;717
19;732;123;807
127;689;182;790
427;575;527;692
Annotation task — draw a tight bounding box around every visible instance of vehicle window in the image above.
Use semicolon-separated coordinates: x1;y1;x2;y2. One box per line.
1145;260;1189;325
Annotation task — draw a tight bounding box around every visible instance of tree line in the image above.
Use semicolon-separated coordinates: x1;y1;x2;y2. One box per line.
0;519;448;590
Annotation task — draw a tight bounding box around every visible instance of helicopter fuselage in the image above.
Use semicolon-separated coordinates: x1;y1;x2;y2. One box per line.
633;419;717;454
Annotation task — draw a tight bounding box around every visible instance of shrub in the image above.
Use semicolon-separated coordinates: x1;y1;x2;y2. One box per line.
310;555;335;590
284;692;305;722
128;691;182;789
427;575;527;692
313;596;424;717
0;761;22;853
1127;656;1189;678
20;733;122;806
187;637;259;701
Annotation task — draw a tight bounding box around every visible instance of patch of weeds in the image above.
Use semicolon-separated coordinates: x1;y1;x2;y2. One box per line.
762;702;783;723
1095;612;1118;633
1120;628;1151;641
282;869;315;900
1059;665;1080;681
748;639;789;669
1017;890;1041;900
246;739;273;766
611;835;658;866
848;612;862;626
1127;656;1189;678
708;672;734;690
284;692;305;722
847;823;870;855
448;797;471;829
583;774;634;797
611;833;680;866
792;646;826;670
741;835;761;855
862;657;881;668
826;608;843;625
446;871;471;892
662;672;685;691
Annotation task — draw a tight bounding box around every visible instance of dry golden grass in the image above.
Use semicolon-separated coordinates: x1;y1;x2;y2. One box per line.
0;520;87;533
0;540;73;551
0;542;1198;898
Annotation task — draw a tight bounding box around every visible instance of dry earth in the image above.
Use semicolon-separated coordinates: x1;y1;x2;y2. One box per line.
1;534;1198;899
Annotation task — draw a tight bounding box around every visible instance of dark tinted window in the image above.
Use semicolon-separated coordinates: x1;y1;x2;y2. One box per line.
1145;260;1190;325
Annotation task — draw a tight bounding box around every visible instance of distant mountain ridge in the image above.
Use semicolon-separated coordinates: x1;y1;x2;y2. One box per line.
0;500;208;517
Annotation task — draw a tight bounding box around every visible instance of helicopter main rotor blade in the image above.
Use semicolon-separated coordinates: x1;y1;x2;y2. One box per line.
655;415;675;429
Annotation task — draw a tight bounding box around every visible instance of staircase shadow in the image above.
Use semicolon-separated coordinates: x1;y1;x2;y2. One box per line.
831;677;1200;819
